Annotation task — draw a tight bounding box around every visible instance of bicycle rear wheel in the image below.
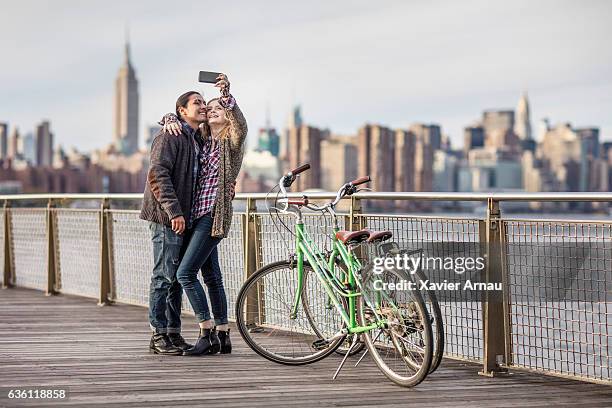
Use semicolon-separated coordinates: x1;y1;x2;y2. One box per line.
235;260;345;365
400;268;445;374
418;274;444;373
358;265;433;387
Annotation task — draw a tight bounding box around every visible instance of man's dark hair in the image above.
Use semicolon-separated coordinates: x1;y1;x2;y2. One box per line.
175;91;202;118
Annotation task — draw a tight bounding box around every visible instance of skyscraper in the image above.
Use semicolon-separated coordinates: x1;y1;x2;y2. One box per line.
258;106;280;156
258;127;280;157
35;121;53;167
394;129;415;192
464;125;485;155
0;122;8;160
287;124;323;190
514;92;532;140
320;135;357;191
281;105;302;165
22;132;36;164
483;110;514;148
145;124;162;151
8;127;20;160
358;124;395;209
394;129;416;211
114;41;139;155
417;124;442;151
410;124;435;193
482;109;522;153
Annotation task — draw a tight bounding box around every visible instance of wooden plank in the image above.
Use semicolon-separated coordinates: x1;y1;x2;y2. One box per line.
0;287;610;408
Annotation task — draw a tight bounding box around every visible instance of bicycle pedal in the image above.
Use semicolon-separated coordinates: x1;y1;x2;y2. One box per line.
248;325;265;333
312;338;330;350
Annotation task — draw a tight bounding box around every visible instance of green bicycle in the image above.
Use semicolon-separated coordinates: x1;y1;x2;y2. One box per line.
297;184;445;373
235;164;435;387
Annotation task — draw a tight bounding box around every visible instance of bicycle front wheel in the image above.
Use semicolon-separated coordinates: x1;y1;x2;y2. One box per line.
358;265;434;387
235;260;345;365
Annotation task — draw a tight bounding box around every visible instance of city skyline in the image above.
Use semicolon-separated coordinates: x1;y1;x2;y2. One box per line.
1;0;611;153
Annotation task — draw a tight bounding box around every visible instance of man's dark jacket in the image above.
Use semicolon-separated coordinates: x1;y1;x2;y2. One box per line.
140;129;196;226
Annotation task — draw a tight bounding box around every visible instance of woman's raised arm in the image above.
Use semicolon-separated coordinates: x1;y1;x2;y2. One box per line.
215;73;247;149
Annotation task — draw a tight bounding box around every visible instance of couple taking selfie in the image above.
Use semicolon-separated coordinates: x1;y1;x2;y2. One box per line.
140;73;247;356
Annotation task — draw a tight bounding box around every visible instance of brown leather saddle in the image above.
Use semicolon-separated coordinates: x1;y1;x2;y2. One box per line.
335;229;393;245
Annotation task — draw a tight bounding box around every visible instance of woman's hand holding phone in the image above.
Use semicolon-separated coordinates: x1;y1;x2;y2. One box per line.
215;73;230;97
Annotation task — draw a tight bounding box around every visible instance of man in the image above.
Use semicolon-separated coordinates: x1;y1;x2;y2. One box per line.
140;91;207;355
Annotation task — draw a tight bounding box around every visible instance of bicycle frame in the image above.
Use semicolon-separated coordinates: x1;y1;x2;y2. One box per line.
289;216;379;335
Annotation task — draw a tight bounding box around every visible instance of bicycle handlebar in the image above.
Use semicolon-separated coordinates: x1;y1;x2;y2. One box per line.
350;175;370;186
291;163;311;176
274;170;372;215
302;175;372;212
281;163;310;188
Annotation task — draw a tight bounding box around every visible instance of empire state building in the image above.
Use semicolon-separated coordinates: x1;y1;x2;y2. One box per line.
114;41;139;155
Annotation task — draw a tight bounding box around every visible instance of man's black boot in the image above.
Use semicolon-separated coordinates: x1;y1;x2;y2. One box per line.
167;333;193;351
217;328;232;354
183;328;221;356
149;333;183;355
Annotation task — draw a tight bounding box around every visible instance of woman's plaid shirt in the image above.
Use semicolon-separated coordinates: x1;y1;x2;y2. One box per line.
191;136;221;222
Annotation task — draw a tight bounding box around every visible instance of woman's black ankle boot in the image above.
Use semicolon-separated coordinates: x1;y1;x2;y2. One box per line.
218;328;232;354
183;328;220;356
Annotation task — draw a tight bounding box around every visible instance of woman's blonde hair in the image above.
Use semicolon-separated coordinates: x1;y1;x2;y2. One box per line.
207;98;231;140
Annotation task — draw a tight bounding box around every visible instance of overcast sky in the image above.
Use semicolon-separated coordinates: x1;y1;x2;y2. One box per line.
1;0;611;152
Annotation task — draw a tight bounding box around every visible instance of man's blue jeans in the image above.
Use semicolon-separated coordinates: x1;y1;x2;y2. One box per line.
148;222;184;334
177;214;228;325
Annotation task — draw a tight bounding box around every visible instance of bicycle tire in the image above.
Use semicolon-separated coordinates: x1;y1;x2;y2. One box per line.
399;267;445;374
358;265;434;387
235;260;345;365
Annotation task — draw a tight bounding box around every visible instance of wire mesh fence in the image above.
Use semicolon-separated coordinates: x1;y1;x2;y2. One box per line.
108;210;152;307
358;214;484;362
504;219;612;382
216;214;245;322
54;209;100;299
256;211;349;267
10;209;47;291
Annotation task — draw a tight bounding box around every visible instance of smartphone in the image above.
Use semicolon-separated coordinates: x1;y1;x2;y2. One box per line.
198;71;222;84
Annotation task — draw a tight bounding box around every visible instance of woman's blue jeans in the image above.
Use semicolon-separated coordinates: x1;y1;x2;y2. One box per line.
176;214;228;325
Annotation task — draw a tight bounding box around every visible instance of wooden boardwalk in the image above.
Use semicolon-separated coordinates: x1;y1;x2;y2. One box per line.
1;288;610;408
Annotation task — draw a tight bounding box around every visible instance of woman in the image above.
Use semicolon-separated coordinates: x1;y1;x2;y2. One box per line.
161;74;247;356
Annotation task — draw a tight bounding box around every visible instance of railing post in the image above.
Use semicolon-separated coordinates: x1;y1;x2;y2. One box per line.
244;197;259;279
500;218;512;368
479;198;509;377
45;199;58;296
99;198;112;306
349;196;364;231
350;196;366;260
2;200;14;289
243;198;261;324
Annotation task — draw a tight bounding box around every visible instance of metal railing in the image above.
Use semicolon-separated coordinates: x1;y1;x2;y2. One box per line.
1;192;610;385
